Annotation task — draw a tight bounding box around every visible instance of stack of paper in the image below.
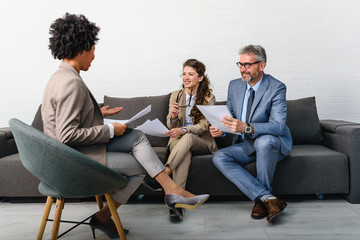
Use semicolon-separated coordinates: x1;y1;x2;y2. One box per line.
104;105;151;125
196;105;241;135
135;119;169;137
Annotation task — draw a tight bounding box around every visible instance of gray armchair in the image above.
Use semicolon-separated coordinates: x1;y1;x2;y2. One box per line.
9;118;129;240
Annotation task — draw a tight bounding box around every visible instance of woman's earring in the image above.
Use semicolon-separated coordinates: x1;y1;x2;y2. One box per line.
80;52;84;56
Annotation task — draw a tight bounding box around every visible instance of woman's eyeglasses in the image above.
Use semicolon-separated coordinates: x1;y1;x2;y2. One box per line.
176;89;193;108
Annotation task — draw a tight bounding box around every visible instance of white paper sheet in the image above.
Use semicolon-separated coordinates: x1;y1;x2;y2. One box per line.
135;118;169;137
196;105;241;135
104;105;151;125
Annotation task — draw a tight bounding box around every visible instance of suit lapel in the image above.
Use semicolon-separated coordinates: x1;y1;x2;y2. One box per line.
178;89;186;124
88;89;103;118
249;74;269;121
236;81;247;120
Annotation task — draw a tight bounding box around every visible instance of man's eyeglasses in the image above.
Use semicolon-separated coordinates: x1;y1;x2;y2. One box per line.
236;61;261;69
176;89;193;108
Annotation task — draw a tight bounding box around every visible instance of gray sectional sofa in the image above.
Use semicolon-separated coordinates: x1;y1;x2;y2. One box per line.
1;95;360;203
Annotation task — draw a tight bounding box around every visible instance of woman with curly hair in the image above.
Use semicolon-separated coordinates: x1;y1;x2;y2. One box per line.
42;13;209;238
144;59;217;221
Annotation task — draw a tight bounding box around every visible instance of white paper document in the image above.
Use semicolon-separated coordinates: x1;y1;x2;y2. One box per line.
104;105;152;125
196;105;241;135
135;118;169;137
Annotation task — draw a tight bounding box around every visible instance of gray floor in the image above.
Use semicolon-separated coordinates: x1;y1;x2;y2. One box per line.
1;195;360;240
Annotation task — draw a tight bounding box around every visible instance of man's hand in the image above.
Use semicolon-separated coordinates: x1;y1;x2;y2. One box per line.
165;128;185;139
112;123;128;136
101;105;123;117
210;126;224;138
221;116;246;133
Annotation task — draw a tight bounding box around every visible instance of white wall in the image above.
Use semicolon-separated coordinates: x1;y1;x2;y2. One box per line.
1;0;359;127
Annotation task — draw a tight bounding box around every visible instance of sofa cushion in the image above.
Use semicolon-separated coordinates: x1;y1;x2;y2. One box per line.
104;94;171;147
31;105;43;132
286;97;324;145
272;145;349;195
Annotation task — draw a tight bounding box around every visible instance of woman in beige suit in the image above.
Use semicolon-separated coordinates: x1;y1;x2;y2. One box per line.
145;59;217;221
43;13;208;238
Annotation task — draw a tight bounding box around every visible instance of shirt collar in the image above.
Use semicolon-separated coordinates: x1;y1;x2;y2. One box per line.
246;74;263;92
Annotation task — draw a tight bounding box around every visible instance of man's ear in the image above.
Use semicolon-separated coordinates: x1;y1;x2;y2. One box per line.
259;62;266;71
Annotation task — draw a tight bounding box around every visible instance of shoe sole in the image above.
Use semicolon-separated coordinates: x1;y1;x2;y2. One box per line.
175;195;209;211
267;203;287;223
251;214;267;219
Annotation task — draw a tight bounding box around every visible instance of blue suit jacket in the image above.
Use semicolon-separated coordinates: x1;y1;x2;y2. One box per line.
227;73;292;156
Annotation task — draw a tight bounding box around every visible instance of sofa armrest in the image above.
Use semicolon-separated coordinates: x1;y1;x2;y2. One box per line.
0;127;18;158
321;119;360;203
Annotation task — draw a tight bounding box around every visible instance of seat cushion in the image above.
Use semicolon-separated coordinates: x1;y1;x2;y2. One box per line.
272;145;349;194
0;153;42;197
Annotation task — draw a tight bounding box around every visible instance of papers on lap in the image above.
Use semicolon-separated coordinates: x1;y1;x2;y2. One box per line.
135;119;169;137
104;104;169;137
196;105;241;135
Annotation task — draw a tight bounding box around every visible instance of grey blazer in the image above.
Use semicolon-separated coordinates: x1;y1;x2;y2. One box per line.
227;73;292;156
41;62;110;165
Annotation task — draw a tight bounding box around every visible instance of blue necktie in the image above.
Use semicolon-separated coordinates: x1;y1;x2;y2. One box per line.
243;88;255;155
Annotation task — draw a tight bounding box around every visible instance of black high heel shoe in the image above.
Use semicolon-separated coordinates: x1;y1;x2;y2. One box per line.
89;214;129;239
169;208;183;223
164;194;209;218
142;178;162;192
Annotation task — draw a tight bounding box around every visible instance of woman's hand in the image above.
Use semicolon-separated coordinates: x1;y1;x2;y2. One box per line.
101;105;123;117
165;128;185;138
210;126;224;138
112;123;128;136
170;102;180;120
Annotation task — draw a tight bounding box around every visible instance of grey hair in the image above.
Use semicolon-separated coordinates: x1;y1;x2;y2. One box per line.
239;45;267;63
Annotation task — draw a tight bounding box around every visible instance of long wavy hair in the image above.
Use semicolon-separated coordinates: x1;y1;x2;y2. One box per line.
182;59;213;124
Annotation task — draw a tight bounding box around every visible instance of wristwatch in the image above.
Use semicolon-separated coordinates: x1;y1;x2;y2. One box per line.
244;123;252;134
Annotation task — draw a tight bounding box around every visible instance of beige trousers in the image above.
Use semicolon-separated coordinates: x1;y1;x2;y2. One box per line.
166;133;211;188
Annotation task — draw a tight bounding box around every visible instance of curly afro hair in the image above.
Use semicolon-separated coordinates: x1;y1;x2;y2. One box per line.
49;13;100;60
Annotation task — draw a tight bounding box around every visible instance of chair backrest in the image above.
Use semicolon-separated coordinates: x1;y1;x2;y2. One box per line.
9;118;128;198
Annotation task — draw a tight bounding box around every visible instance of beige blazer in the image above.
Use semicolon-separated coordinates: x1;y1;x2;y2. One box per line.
166;89;217;154
41;62;110;165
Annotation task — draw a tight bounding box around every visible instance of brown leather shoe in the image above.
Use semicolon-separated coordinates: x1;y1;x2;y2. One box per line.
251;201;268;219
264;197;287;223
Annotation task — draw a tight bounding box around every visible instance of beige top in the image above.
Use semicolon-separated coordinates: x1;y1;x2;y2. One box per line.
166;89;218;154
41;62;109;165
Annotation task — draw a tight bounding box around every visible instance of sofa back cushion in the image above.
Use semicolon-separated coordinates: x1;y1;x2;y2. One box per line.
31;105;43;132
286;96;324;145
104;94;171;147
32;95;324;147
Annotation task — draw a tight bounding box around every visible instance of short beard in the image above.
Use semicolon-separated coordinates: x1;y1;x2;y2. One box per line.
242;72;258;83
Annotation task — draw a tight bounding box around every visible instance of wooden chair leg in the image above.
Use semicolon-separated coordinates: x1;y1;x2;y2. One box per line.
95;195;104;210
104;193;126;240
37;196;53;240
50;198;64;240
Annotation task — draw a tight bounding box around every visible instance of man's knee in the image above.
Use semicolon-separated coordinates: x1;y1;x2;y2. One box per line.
254;135;280;151
212;149;227;166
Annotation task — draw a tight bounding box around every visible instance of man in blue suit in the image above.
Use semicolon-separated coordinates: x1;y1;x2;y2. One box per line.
210;45;292;223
